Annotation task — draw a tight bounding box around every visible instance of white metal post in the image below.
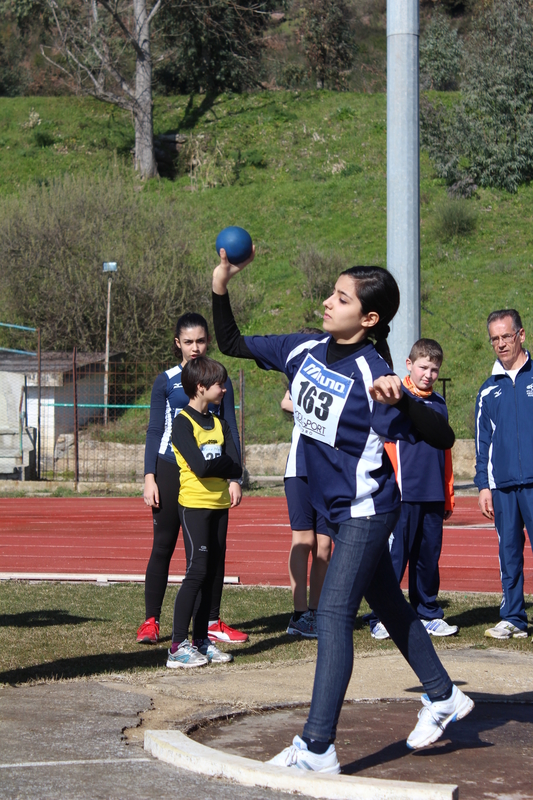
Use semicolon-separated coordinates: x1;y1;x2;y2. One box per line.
387;0;421;377
104;275;112;425
102;262;117;424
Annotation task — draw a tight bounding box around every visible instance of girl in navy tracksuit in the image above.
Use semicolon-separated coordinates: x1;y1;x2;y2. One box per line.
137;312;247;646
212;248;473;770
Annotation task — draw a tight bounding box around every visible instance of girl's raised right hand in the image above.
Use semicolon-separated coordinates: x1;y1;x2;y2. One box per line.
212;246;255;294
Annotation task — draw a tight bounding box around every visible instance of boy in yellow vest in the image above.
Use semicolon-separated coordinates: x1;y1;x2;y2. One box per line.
167;357;243;668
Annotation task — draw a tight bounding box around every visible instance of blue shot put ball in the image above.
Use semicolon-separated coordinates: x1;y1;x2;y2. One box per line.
216;226;253;265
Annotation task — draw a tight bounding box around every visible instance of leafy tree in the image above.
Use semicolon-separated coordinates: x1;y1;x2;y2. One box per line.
420;12;462;91
422;0;472;16
421;0;533;194
297;0;356;90
0;20;28;96
156;0;269;96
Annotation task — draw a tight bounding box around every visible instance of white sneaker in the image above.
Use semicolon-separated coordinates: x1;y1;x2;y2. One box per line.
195;638;234;663
407;685;474;750
422;619;459;636
370;621;390;640
484;620;528;639
166;641;208;669
267;735;341;774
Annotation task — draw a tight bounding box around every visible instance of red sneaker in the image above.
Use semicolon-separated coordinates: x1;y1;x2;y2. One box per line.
137;617;159;644
208;619;248;643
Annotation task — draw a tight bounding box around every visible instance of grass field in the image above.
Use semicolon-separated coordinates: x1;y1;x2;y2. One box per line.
1;582;531;686
2;91;533;441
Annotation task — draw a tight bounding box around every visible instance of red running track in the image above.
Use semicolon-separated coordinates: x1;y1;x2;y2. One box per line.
0;496;532;594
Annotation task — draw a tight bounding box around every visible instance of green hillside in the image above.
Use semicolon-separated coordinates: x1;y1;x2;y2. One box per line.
1;91;532;442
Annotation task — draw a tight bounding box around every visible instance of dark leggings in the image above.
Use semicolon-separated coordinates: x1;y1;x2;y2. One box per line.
144;457;225;622
172;506;228;643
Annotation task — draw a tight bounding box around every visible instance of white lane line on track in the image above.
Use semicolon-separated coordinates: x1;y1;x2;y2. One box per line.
0;758;152;769
0;573;240;584
443;524;495;530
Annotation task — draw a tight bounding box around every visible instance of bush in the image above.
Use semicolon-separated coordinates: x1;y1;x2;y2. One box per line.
0;171;260;359
279;63;308;89
434;198;477;241
420;12;462;91
0;172;190;359
294;247;346;320
421;0;533;193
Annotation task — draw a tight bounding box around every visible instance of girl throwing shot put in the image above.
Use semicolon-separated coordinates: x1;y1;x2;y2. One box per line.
212;248;473;771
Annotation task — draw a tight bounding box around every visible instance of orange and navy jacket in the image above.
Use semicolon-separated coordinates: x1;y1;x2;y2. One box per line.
383;390;454;511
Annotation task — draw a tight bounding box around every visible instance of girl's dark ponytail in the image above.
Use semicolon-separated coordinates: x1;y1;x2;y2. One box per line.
372;322;393;369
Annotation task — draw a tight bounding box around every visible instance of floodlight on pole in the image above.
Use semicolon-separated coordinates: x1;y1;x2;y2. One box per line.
102;262;117;425
387;0;421;377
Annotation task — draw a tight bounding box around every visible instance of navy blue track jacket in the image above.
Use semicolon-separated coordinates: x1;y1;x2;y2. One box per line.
474;352;533;491
246;332;428;523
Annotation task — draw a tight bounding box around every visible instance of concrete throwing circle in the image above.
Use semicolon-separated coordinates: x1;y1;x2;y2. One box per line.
191;699;533;800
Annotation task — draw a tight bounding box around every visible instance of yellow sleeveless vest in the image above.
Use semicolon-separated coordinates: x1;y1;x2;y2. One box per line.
173;409;231;509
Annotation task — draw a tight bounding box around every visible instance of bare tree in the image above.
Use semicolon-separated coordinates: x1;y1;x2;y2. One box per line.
40;0;166;177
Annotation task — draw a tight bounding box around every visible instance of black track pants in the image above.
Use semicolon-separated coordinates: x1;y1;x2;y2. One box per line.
171;506;228;643
144;457;226;622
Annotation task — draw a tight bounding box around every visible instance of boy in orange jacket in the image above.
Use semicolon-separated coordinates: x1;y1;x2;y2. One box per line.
368;339;458;640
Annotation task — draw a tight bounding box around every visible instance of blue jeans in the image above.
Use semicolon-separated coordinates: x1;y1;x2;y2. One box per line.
302;512;452;744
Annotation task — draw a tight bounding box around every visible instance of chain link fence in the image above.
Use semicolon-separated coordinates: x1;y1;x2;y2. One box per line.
50;356;160;483
0;351;244;483
0;352;156;481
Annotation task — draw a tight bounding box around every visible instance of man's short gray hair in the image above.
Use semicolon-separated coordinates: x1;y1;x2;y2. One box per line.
486;309;523;333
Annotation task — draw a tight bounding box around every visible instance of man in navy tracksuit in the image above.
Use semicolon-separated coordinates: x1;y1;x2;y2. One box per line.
475;308;533;640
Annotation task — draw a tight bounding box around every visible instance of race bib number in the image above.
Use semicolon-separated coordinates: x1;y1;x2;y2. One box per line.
291;353;353;447
201;443;222;460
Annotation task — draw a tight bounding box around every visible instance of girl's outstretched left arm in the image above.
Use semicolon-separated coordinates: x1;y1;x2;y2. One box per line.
371;375;455;450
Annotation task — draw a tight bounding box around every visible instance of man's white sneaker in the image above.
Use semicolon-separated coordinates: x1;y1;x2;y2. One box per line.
267;735;341;774
484;620;528;639
422;619;459;637
406;685;474;750
370;621;390;640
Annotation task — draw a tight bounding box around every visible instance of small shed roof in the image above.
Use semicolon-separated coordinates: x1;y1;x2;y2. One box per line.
0;352;122;374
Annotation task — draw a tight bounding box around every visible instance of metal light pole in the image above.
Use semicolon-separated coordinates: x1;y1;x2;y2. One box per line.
102;262;117;425
387;0;420;377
